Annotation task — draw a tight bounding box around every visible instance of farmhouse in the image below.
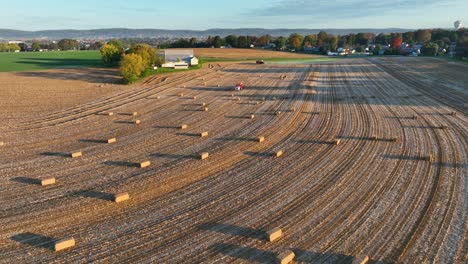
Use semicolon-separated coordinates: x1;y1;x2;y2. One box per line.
160;49;199;69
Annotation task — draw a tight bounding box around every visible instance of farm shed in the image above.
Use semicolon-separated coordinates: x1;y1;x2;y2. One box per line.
160;49;199;68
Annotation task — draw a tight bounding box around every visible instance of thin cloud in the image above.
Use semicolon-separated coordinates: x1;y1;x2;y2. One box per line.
249;0;450;18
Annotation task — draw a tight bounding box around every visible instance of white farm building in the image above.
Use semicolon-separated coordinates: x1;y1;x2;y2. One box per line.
160;49;199;69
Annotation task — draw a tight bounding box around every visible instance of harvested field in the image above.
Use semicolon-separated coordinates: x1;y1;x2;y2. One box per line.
0;57;466;263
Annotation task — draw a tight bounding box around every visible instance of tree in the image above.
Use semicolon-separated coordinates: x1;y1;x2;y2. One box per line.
225;35;238;48
288;33;304;50
57;39;79;50
415;29;432;43
189;37;198;47
101;43;122;66
373;44;383;55
303;34;317;47
455;37;468;58
108;39;124;50
275;36;287;50
237;36;249;48
420;42;439;56
317;31;328;46
212;36;225;48
32;41;40;51
119;53;146;83
402;32;415;44
127;44;157;67
328;36;338;51
255;35;272;47
391;34;403;48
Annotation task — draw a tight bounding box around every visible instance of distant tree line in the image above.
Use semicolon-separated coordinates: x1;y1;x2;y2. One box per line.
159;28;467;58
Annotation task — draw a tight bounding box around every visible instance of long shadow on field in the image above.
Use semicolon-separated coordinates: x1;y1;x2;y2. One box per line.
338;136;398;142
433;162;466;169
114;121;139;125
154;125;182;129
244;151;275;158
16;65;119;84
199;222;266;240
11;233;55;250
40;152;71;158
176;132;202;137
79;139;109;144
11;177;41;185
74;190;114;201
215;137;258;142
103;161;140;168
209;243;276;263
293;249;387;264
382;154;428;161
150;153;198;160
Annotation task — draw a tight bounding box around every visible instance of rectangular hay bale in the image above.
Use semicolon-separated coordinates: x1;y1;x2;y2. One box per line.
200;152;209;160
258;136;265;143
275;150;283;158
107;138;117;144
351;255;369;264
114;192;130;203
139;161;151;168
180;124;188;130
134;120;141;125
266;227;282;242
0;142;4;146
277;250;295;264
204;107;209;112
41;177;56;186
71;152;82;158
200;132;209;137
54;238;75;251
334;139;341;145
250;115;255;119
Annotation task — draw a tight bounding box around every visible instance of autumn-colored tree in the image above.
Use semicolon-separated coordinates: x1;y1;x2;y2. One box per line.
303;34;317;47
101;43;122;66
119;53;146;83
415;29;432;43
391;36;403;48
128;44;157;67
288;33;304;50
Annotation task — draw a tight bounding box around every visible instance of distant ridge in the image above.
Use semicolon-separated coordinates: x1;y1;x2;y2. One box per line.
0;28;415;40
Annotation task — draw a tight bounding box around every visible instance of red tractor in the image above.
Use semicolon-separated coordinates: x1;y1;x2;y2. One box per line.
235;82;245;91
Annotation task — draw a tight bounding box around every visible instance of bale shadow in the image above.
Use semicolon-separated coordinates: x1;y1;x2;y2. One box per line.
297;140;332;145
114;121;138;124
79;139;108;144
198;222;266;240
103;161;139;167
225;115;252;119
40;152;70;158
244;151;275;157
11;177;41;185
338;136;396;142
382;154;427;161
150;153;198;159
176;132;201;137
154;125;180;129
74;190;114;201
209;243;276;263
11;232;55;250
215;137;257;142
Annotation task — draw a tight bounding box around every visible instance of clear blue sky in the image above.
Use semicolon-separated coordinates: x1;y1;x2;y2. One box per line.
0;0;466;30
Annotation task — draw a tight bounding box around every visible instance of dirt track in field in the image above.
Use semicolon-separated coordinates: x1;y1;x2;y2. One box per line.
0;57;466;264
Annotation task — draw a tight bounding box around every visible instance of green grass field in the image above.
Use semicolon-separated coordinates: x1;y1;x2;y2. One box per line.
0;51;105;72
